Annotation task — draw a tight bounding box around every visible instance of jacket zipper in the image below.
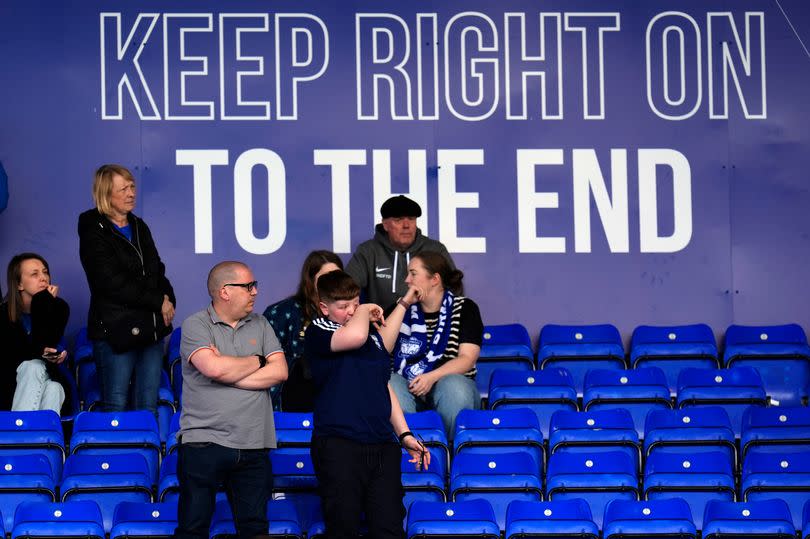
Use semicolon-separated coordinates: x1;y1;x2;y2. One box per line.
105;215;159;340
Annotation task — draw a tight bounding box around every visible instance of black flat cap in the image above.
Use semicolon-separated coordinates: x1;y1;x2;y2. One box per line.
380;195;422;218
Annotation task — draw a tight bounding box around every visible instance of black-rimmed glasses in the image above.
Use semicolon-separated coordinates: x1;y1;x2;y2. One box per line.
223;281;259;293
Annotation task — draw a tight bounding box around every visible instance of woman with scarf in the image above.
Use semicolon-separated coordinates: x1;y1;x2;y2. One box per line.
389;251;483;439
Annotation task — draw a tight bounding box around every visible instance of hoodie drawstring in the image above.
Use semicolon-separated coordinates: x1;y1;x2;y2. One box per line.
392;251;411;294
392;251;398;294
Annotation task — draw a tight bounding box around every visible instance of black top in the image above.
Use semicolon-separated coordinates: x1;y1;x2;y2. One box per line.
78;209;175;345
305;318;395;444
0;290;71;413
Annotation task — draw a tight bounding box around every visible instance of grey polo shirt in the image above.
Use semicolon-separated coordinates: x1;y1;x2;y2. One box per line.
178;304;282;449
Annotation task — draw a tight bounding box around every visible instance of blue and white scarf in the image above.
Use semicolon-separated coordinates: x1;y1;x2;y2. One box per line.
394;290;454;380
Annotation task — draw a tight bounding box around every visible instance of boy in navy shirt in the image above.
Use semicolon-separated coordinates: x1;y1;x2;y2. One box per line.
304;270;428;539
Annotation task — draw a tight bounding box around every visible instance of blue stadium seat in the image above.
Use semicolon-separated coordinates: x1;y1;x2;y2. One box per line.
703;499;796;539
110;502;177;539
549;408;640;473
405;411;450;475
724;323;810;406
538;324;627;396
504;499;598;539
644;407;737;468
165;411;181;456
453;408;544;472
742;450;810;530
401;450;446;512
274;412;314;453
603;498;696;539
60;453;153;533
269;450;319;533
643;450;735;530
546;450;638;529
406;499;500;539
803;499;810;539
72;327;94;398
630;324;720;396
677;367;768;437
167;327;183;405
157;452;179;504
583;367;672;438
208;498;302;539
476;324;535;399
86;374;175;441
450;452;542;531
11;501;106;539
0;410;65;480
70;411;162;483
488;368;578;440
741;405;810;459
0;454;56;534
156;371;176;445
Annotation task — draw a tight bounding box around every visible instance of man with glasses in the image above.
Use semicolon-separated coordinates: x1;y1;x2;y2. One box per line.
174;261;288;539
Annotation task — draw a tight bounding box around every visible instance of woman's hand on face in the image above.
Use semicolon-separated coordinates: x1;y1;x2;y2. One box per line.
408;372;437;397
46;284;59;297
161;295;175;326
403;285;422;306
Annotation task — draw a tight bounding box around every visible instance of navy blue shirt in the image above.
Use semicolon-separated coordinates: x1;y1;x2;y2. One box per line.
304;317;394;444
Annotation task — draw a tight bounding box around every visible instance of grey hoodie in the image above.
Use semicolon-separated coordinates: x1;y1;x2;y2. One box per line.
345;224;455;309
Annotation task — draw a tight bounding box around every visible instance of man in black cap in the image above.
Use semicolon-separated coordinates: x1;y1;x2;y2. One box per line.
346;195;455;309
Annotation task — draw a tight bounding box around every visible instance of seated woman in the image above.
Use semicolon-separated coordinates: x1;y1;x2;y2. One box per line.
389;251;483;439
264;250;343;411
0;253;71;414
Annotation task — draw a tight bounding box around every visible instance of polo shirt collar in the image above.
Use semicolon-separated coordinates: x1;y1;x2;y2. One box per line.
207;303;252;329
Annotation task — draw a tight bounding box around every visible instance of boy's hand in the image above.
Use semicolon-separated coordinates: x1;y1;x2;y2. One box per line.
362;303;385;325
402;435;430;470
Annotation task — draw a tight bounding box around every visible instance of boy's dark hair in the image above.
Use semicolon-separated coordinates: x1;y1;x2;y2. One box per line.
317;270;360;304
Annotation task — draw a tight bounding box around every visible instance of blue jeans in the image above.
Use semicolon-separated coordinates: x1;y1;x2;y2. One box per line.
389;372;480;441
174;442;270;539
93;339;163;414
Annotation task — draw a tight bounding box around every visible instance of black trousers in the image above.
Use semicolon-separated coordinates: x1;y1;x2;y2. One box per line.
311;435;405;539
174;442;271;539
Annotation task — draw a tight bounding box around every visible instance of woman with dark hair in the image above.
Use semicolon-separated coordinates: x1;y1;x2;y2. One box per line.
389;251;483;439
264;250;343;411
0;253;72;414
78;164;176;414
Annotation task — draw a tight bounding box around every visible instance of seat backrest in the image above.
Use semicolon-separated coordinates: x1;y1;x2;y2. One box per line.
677;367;766;400
482;324;532;347
61;452;152;486
546;450;637;483
455;408;541;432
270;450;317;492
0;454;57;533
703;499;795;538
631;324;718;361
274;412;314;447
0;411;65;480
603;498;696;538
12;501;105;539
724;324;810;362
741;406;810;458
538;324;624;359
406;499;500;538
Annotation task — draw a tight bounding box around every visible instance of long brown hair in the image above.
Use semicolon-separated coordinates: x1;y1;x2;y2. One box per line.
294;250;344;321
5;252;49;323
412;252;465;295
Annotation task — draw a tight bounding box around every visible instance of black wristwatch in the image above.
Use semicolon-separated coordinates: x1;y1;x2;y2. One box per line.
398;431;415;445
256;354;267;368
